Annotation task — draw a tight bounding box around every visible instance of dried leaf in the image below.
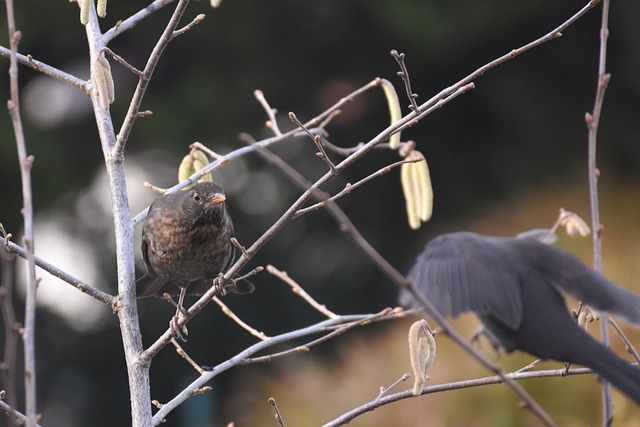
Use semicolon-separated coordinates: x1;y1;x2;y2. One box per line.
408;319;436;396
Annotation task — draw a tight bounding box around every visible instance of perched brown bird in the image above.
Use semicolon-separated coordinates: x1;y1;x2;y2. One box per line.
137;182;254;304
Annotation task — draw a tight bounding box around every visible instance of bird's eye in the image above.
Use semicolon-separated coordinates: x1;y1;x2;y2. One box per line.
193;192;202;203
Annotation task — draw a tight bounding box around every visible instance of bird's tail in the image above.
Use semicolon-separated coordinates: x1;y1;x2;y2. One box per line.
575;338;640;405
136;274;168;298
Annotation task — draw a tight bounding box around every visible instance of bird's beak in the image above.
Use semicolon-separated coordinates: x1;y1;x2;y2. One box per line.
210;193;226;204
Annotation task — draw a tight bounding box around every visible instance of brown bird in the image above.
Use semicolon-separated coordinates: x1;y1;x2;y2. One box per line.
137;182;254;307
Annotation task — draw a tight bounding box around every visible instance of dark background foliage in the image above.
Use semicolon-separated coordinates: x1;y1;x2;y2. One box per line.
1;1;640;426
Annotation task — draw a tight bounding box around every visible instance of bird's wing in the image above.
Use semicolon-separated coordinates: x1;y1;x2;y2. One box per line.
221;208;255;295
409;232;524;329
517;238;640;326
136;228;167;298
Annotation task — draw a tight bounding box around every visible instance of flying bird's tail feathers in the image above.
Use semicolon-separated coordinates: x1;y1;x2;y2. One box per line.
571;334;640;405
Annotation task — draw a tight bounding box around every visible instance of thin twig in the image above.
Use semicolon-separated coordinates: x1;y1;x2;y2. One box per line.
0;400;44;427
114;0;192;157
247;138;410;287
266;265;338;319
143;181;169;194
322;366;593;427
289;112;336;172
171;338;204;374
390;50;420;113
240;342;311;364
212;296;268;340
150;310;407;423
101;47;143;77
240;312;385;365
190;141;225;160
0;47;88;91
254;89;283;136
316;134;363;157
143;154;229;196
410;0;597;122
268;397;287;427
609;317;640;363
3;239;115;307
585;0;613;424
514;359;543;374
172;13;205;38
229;237;249;258
235;266;264;282
318;111;340;131
5;1;38;423
376;373;411;400
295;157;421;217
103;0;176;43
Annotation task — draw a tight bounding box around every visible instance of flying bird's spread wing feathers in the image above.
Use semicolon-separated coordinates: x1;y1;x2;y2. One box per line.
409;232;524;329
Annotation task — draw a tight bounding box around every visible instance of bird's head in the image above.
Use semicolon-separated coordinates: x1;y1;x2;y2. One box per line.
184;182;228;222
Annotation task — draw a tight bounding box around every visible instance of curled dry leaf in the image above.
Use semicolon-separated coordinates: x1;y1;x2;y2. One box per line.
408;319;436;396
559;209;591;237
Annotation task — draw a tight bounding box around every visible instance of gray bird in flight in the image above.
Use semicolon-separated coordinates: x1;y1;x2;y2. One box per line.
403;231;640;404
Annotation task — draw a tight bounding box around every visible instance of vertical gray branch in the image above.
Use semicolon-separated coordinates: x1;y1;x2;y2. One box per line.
4;0;38;425
83;3;151;426
586;0;613;424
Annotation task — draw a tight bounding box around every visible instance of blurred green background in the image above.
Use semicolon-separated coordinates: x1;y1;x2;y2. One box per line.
1;0;640;426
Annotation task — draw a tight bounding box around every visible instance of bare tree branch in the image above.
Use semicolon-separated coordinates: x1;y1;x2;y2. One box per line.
83;2;150;425
150;309;406;424
322;366;594;427
295;157;421;217
0;47;88;91
3;239;115;307
114;0;192;157
266;265;338;319
0;399;43;427
0;1;614;426
246;138;411;287
103;0;177;43
4;0;38;423
268;397;287;427
584;0;613;423
212;296;269;340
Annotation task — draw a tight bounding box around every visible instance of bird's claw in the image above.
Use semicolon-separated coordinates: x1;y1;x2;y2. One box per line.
170;314;189;342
